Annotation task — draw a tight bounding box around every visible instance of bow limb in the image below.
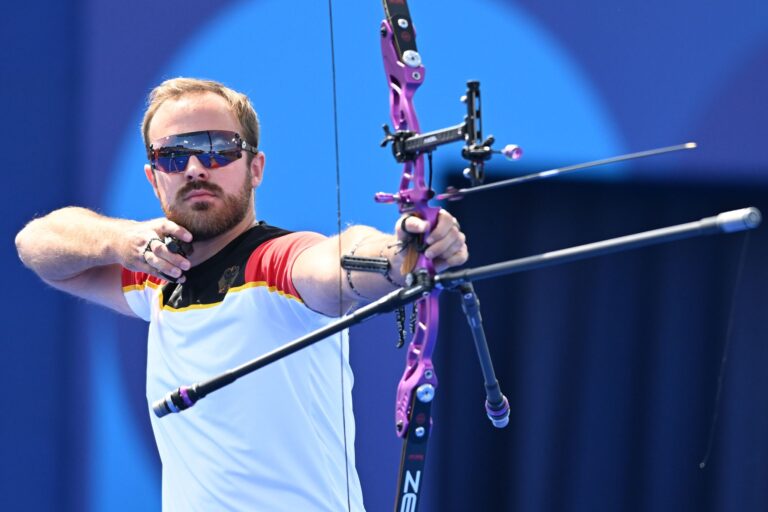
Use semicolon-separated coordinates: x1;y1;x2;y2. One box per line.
380;0;441;439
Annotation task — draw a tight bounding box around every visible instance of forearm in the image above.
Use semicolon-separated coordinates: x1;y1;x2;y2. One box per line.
293;212;467;316
15;207;136;282
339;225;407;301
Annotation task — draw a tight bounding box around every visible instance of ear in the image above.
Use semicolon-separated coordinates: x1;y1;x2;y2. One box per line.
250;151;265;188
144;163;160;199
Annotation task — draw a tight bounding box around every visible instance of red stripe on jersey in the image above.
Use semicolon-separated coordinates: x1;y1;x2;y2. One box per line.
244;232;325;300
121;268;164;289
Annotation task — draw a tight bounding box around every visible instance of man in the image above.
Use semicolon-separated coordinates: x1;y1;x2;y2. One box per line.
15;78;467;511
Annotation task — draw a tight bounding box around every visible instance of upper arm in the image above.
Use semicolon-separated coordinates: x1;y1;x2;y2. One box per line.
43;264;137;317
292;236;351;317
293;225;386;316
261;227;385;317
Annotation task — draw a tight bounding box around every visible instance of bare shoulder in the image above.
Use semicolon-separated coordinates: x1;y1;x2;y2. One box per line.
290;234;344;316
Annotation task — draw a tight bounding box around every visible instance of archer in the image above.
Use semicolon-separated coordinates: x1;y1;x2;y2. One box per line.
14;77;467;512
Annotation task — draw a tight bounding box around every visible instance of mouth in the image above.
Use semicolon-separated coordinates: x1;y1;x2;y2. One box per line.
184;189;218;201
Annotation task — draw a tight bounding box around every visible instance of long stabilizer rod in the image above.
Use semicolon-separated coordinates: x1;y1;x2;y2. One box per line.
437;207;761;288
152;207;760;418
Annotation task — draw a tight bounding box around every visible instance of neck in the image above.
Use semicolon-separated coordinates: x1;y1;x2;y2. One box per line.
186;209;257;267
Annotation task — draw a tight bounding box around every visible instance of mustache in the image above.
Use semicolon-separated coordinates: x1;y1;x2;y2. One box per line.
176;181;223;201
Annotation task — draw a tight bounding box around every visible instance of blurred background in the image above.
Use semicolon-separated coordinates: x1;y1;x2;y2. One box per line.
3;0;767;510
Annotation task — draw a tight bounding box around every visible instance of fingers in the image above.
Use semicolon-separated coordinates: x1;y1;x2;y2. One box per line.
396;215;430;242
157;219;193;244
427;227;468;271
142;238;190;282
424;210;459;245
395;210;468;271
127;219;192;282
432;243;469;272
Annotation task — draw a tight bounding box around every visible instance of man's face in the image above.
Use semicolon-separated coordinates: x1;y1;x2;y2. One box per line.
145;92;264;241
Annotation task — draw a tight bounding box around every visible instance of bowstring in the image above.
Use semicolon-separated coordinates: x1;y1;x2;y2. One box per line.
326;1;352;510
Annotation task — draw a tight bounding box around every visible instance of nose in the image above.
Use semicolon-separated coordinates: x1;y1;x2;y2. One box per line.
184;155;210;181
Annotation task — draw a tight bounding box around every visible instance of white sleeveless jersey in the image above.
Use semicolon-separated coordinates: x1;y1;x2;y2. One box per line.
122;224;364;511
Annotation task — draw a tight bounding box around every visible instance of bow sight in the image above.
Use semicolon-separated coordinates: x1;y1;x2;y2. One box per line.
379;80;523;185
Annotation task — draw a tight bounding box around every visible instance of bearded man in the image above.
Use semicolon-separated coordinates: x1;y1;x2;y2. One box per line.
15;77;468;511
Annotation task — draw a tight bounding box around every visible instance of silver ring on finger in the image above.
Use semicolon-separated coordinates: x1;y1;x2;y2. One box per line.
142;237;163;264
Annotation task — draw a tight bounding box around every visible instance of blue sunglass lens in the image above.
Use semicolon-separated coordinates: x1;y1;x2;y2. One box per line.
155;153;191;173
151;131;249;173
194;151;240;170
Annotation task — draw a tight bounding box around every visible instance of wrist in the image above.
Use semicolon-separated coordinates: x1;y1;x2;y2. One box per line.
380;238;408;287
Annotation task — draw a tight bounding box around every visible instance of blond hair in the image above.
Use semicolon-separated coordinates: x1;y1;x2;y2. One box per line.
141;77;260;153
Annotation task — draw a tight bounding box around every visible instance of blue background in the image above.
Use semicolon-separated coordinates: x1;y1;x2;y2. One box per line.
3;0;767;510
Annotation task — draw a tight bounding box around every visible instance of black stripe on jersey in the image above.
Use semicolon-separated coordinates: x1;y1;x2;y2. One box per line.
161;222;292;310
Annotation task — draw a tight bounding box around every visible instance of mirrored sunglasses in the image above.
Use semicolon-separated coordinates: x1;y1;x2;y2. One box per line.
148;130;258;173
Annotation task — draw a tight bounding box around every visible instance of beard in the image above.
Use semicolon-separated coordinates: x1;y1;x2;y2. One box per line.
163;173;253;241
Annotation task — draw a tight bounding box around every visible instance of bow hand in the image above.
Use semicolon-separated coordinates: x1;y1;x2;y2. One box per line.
395;210;468;274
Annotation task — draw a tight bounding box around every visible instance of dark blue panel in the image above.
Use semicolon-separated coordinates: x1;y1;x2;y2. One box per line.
1;1;79;511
